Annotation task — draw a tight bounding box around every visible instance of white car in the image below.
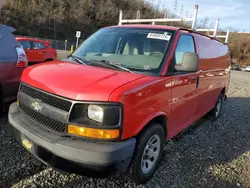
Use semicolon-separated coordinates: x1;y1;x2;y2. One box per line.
245;66;250;72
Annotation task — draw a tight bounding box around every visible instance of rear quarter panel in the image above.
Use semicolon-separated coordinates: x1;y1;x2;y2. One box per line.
44;43;57;60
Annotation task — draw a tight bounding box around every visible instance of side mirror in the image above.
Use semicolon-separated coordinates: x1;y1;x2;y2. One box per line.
175;52;199;72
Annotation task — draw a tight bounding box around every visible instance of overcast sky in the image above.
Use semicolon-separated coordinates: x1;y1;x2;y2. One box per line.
147;0;250;32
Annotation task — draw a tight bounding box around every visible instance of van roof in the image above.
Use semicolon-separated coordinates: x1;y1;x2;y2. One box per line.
107;24;227;45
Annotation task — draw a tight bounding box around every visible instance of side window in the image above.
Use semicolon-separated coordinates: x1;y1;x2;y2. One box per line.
49;44;55;49
175;35;195;64
32;42;46;50
19;40;31;50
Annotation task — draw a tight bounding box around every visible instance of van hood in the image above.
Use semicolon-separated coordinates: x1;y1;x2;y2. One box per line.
21;61;145;101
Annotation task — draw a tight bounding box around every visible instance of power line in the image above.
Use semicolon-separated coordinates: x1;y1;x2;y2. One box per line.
180;4;183;16
173;0;178;15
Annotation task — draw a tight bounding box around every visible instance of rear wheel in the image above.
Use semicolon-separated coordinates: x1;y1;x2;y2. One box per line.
209;93;224;121
127;124;165;184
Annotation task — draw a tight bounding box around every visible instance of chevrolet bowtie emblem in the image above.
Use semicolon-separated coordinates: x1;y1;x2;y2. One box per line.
31;101;43;111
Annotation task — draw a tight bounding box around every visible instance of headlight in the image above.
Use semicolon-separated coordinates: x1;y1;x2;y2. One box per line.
88;105;104;123
69;103;122;127
68;103;122;140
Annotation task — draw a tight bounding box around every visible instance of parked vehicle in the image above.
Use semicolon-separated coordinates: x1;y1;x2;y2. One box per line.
231;63;242;71
16;37;57;65
8;24;231;184
245;66;250;72
0;25;28;112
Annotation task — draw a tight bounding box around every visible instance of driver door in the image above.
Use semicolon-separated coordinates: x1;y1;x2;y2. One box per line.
169;34;199;134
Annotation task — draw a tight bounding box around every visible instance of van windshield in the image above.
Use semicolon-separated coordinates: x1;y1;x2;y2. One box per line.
72;27;174;75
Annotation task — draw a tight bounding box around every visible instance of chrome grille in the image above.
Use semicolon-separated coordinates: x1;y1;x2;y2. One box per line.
20;103;66;133
20;84;72;112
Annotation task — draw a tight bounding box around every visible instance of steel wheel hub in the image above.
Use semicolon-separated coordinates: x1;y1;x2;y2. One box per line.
141;134;161;174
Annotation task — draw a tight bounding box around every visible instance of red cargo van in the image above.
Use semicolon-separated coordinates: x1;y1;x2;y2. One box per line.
8;25;231;184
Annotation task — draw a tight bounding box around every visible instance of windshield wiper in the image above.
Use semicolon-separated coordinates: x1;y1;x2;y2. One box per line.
90;59;134;73
68;54;87;65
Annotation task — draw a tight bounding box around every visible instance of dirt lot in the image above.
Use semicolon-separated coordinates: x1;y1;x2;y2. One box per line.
0;70;250;188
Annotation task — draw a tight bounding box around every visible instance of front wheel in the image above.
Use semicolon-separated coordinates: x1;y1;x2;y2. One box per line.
127;124;165;184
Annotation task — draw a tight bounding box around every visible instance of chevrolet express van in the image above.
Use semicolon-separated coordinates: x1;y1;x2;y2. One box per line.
8;24;231;184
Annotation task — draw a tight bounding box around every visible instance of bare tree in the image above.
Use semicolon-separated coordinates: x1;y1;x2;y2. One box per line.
198;16;210;28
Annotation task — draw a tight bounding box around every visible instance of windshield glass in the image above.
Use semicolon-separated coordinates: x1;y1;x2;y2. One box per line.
72;27;174;75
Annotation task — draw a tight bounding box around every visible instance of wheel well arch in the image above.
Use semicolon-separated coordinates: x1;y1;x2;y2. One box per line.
137;114;168;138
221;87;226;95
221;87;226;99
45;58;54;62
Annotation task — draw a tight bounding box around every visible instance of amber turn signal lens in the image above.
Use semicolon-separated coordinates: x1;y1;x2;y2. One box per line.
67;125;119;139
17;100;20;106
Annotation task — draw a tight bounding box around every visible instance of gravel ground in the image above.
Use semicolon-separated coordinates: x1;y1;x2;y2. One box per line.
1;70;250;188
56;50;70;60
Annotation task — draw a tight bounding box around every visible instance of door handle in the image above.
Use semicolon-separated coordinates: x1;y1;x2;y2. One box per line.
196;76;200;89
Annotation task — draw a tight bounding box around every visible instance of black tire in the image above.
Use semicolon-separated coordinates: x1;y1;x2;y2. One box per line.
209;93;224;121
126;123;165;184
45;59;54;62
0;88;3;116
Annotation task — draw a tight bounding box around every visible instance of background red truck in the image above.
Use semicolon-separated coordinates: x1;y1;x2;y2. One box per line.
8;24;230;184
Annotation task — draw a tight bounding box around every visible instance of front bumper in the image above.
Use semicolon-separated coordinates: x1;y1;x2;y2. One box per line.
8;102;136;177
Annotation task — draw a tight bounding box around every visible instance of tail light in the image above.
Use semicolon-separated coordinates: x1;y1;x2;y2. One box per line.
15;47;28;68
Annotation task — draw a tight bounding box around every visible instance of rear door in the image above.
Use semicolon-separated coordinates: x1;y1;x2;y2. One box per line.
168;33;199;134
30;41;47;63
